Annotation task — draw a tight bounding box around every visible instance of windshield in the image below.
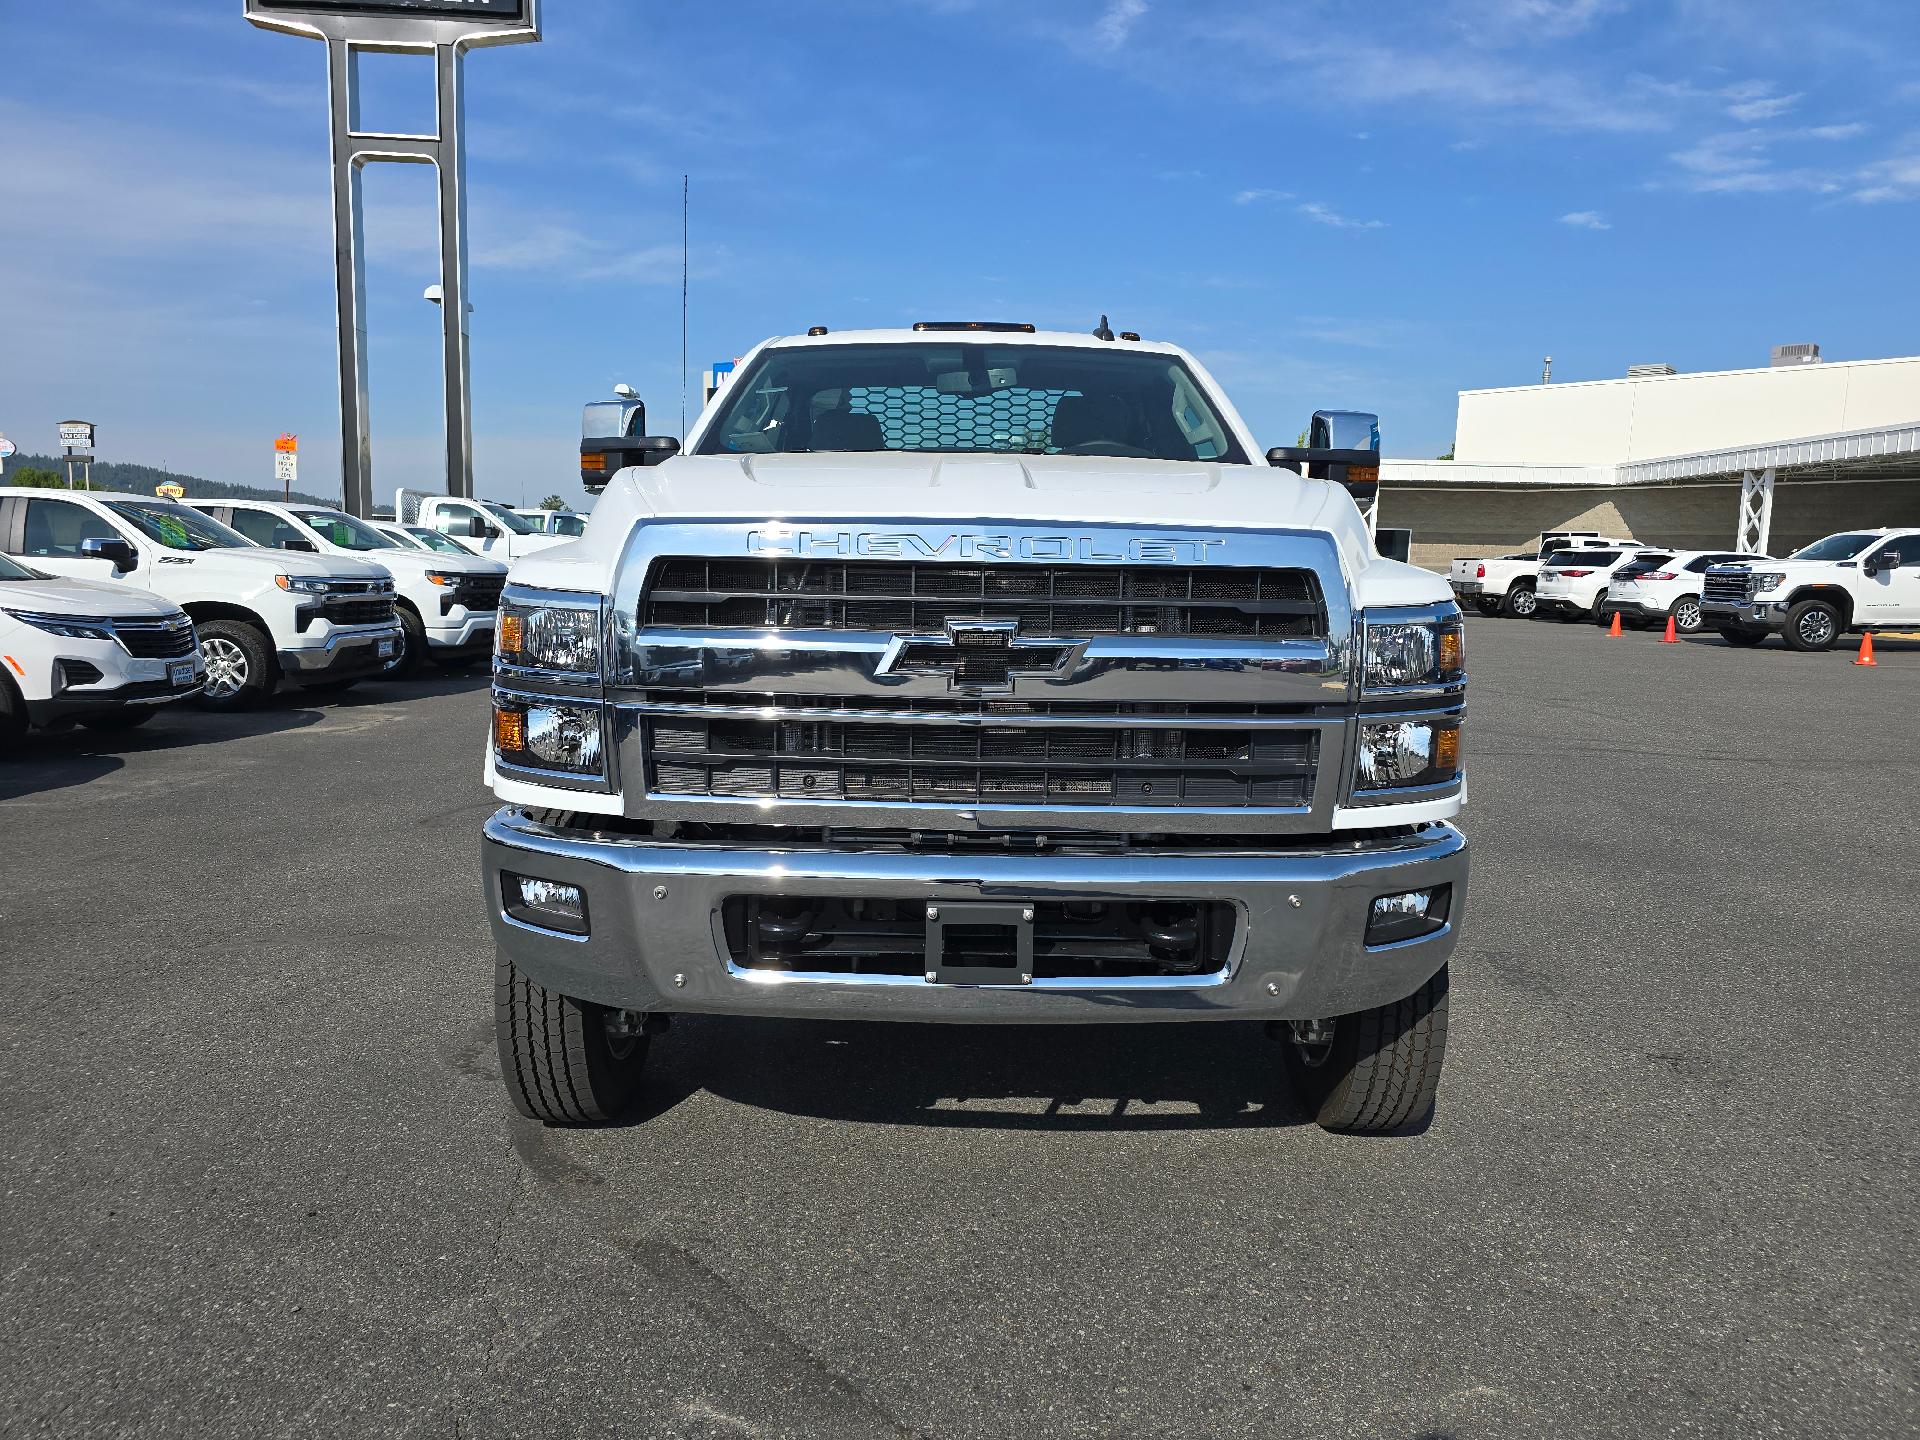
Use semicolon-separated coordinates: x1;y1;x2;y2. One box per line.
548;514;586;536
107;501;251;552
697;342;1248;463
1790;532;1875;561
293;509;399;552
477;501;538;535
0;552;44;582
1545;549;1620;568
408;526;477;555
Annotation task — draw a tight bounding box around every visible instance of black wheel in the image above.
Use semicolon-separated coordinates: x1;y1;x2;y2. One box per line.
1503;584;1538;619
1671;596;1704;634
1782;598;1842;652
195;620;276;710
1589;589;1610;622
78;709;155;732
384;606;428;680
495;954;648;1124
1718;627;1767;647
1474;598;1502;618
1281;965;1450;1134
0;671;27;747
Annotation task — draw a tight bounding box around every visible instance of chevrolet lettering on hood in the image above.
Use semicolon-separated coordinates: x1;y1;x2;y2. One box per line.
747;530;1228;563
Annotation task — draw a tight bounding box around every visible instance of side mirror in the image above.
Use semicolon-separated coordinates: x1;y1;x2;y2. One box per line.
581;436;680;493
279;538;318;553
1267;409;1380;509
467;515;491;539
1867;551;1904;575
80;536;138;573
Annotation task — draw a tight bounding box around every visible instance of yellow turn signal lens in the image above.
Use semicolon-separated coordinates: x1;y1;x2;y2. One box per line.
1435;724;1461;774
1439;627;1464;675
580;451;608;472
499;613;523;655
494;705;526;755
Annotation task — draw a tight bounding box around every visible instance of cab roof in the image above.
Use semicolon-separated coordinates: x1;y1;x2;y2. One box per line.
761;327;1186;357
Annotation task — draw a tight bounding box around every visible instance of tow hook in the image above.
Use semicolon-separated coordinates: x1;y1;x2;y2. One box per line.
604;1010;669;1039
1267;1017;1337;1067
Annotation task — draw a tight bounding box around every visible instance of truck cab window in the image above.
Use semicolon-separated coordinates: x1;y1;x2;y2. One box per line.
22;499;121;558
228;509;305;549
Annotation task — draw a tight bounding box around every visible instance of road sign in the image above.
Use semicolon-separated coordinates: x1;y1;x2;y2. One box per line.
156;483;186;499
276;433;299;453
275;451;299;485
58;420;95;451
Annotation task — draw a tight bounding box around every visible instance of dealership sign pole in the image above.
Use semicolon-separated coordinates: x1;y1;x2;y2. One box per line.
244;1;541;517
58;420;96;491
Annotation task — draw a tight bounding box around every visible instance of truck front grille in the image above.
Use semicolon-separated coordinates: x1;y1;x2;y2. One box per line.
1704;571;1756;605
722;896;1235;979
323;596;396;627
649;715;1317;808
643;558;1324;639
451;575;505;612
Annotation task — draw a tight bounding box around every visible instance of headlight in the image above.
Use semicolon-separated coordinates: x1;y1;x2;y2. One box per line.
1364;614;1464;690
426;572;461;587
275;574;333;594
499;600;601;673
1355;718;1461;791
1751;572;1787;592
1;609;116;641
494;700;605;774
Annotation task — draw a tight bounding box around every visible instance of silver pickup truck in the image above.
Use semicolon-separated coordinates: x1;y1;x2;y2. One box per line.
482;325;1468;1133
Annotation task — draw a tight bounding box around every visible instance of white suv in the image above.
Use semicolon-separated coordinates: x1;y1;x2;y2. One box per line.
0;551;204;741
1600;549;1772;634
0;490;399;709
196;500;507;677
1533;547;1663;622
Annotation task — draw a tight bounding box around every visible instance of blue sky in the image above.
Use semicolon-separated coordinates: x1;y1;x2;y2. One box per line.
2;0;1917;505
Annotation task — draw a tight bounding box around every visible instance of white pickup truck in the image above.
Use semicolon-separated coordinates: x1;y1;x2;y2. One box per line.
0;490;399;709
1448;533;1639;618
481;323;1468;1135
397;490;572;564
1704;528;1920;649
194;499;507;677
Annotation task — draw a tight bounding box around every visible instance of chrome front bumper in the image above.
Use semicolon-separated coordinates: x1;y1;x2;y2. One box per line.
277;624;402;675
483;808;1467;1024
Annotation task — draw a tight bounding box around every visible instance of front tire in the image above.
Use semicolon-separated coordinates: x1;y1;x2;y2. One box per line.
1281;965;1450;1134
1782;598;1843;652
1503;584;1538;619
385;607;428;680
196;621;276;711
495;954;649;1124
1718;627;1767;648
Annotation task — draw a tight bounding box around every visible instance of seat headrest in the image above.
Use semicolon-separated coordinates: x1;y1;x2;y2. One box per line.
810;409;886;452
1049;393;1132;451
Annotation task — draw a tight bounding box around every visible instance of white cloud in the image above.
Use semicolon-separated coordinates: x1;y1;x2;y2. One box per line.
1667;122;1875;195
1232;187;1293;204
1727;91;1801;121
1297;201;1386;229
1093;0;1148;50
1558;210;1611;229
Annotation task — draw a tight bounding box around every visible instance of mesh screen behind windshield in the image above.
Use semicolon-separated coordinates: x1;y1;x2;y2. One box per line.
847;385;1068;451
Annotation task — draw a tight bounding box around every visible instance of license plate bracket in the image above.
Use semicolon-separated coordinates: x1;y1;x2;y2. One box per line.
168;661;194;686
377;639;396;658
925;901;1033;986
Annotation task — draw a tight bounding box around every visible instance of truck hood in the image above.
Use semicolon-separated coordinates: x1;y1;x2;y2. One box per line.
193;547;392;582
362;547;506;579
526;452;1450;609
0;574;181;619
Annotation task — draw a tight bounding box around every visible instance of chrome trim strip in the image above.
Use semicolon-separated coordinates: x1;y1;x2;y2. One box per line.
628;698;1329;730
618;790;1322;834
724;956;1235;991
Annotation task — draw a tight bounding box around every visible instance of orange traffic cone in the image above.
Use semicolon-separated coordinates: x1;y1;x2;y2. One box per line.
1606;612;1622;637
1662;616;1679;643
1854;632;1877;667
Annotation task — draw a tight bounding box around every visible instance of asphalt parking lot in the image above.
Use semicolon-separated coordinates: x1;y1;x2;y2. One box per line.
3;621;1916;1440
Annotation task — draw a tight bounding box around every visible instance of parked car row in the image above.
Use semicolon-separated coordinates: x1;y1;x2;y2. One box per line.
1450;526;1920;648
0;487;522;744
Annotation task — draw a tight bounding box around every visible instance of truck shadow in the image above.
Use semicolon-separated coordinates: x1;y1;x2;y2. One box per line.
646;1016;1314;1131
0;704;324;801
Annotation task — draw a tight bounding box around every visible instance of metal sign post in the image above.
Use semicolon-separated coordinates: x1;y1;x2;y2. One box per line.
245;1;542;516
58;420;96;491
275;433;301;498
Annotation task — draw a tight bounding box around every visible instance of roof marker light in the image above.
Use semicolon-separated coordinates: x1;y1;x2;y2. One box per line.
911;321;1037;333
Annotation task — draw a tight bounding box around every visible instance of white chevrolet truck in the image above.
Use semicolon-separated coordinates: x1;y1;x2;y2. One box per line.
0;490;399;709
1704;528;1920;649
484;325;1468;1134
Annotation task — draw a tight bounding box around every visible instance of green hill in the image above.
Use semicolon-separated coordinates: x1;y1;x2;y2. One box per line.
5;454;337;508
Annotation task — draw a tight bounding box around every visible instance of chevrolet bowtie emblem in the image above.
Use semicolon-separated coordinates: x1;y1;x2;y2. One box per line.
877;619;1084;695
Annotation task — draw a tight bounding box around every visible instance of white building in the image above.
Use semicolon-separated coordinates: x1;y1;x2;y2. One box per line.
1381;349;1920;568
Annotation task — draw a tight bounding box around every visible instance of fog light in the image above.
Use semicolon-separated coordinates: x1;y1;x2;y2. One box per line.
1365;884;1451;946
503;873;589;935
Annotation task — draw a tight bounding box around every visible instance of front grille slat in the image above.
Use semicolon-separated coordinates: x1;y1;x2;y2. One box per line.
323;597;396;627
114;620;197;659
648;717;1317;809
644;559;1324;640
